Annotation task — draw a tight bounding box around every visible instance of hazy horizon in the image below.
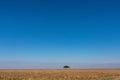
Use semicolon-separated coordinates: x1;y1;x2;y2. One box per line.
0;61;120;69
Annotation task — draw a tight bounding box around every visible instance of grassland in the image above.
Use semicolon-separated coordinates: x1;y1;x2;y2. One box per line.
0;70;120;80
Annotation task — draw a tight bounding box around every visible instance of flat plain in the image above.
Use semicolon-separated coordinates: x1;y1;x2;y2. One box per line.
0;70;120;80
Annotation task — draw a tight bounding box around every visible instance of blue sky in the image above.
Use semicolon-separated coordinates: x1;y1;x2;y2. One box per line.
0;0;120;69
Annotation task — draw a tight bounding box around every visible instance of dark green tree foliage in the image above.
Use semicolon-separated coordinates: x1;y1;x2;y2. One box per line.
63;65;70;69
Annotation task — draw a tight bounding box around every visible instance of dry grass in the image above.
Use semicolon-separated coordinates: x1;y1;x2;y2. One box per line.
0;70;120;80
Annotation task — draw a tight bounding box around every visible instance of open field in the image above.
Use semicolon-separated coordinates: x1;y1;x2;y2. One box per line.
0;70;120;80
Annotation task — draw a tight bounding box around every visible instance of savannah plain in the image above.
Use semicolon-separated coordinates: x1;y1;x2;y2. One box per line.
0;70;120;80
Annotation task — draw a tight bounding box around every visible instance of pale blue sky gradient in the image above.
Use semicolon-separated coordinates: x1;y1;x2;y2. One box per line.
0;0;120;69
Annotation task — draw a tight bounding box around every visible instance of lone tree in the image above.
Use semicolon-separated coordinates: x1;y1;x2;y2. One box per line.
63;65;70;69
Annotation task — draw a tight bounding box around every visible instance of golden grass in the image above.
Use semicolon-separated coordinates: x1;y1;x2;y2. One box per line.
0;70;120;80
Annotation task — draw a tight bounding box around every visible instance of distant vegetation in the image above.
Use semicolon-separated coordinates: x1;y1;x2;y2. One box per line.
0;70;120;80
63;65;70;69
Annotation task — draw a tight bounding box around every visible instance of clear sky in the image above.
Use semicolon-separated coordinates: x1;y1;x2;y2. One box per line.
0;0;120;69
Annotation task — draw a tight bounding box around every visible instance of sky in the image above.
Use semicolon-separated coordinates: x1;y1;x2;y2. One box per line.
0;0;120;69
